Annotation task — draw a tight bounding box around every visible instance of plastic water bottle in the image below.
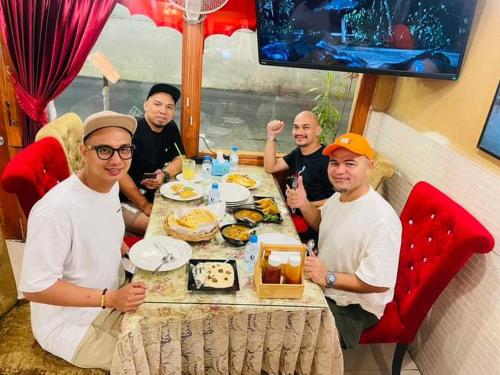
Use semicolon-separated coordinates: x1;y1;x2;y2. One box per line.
243;235;259;273
201;156;212;179
207;183;220;205
229;146;239;172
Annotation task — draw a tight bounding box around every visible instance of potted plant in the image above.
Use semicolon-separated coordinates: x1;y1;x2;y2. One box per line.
311;72;342;144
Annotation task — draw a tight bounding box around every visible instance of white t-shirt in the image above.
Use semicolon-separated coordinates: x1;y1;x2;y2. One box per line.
20;174;124;362
318;188;402;318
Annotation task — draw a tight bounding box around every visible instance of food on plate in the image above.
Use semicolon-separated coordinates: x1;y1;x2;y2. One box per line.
192;262;234;288
221;224;251;241
170;183;184;193
176;208;217;230
226;173;256;188
263;213;280;222
233;209;263;223
254;198;280;215
179;189;197;199
169;183;198;199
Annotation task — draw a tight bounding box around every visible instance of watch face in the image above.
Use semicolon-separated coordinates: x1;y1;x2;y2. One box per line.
326;272;336;287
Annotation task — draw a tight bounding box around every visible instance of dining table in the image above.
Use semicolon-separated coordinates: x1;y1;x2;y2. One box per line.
110;165;343;375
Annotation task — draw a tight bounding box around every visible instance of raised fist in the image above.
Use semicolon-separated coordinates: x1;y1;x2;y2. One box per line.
267;120;285;140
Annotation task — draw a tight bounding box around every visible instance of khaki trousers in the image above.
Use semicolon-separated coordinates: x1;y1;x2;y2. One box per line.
71;308;124;370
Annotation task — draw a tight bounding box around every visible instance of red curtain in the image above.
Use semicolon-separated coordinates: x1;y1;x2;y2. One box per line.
117;0;256;37
0;0;117;145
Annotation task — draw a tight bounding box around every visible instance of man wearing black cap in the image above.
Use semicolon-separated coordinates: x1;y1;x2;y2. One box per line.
120;83;186;235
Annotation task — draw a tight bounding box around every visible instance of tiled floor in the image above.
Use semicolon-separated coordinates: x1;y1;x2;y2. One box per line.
6;240;421;374
343;343;420;374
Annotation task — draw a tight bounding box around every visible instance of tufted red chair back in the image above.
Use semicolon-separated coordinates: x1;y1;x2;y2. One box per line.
361;181;494;344
1;137;71;217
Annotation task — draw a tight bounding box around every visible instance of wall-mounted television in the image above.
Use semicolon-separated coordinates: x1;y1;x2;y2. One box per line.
255;0;478;80
477;82;500;159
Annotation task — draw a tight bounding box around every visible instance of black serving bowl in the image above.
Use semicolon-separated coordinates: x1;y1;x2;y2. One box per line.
232;207;264;228
220;223;254;247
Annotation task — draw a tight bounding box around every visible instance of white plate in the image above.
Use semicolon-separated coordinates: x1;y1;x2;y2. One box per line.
129;235;192;272
160;182;203;201
222;173;261;190
176;173;201;183
206;182;250;204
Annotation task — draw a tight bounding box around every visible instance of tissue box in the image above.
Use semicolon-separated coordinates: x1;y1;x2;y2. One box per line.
212;159;229;176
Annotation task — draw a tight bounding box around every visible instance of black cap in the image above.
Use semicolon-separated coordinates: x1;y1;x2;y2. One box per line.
147;83;181;104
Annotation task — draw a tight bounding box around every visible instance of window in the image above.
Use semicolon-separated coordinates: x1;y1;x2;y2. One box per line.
56;4;355;154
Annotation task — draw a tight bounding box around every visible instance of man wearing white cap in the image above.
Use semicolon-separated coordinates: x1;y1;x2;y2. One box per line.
287;133;402;349
20;111;147;369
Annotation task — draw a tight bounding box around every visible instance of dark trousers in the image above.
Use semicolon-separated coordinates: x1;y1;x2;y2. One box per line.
327;298;379;349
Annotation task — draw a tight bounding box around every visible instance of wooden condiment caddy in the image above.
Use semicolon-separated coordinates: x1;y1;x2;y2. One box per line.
254;243;306;299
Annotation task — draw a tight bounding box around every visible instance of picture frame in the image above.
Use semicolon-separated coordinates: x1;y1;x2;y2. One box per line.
477;82;500;159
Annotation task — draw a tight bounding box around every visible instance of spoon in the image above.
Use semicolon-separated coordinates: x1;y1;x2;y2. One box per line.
153;255;171;274
306;239;315;256
239;217;256;226
153;240;175;261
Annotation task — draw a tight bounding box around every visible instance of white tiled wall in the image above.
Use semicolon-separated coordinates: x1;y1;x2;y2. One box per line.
365;112;500;375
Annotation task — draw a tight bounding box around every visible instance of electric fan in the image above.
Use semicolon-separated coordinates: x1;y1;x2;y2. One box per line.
169;0;229;23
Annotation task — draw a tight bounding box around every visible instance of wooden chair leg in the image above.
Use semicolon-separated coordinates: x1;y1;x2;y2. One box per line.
392;343;408;375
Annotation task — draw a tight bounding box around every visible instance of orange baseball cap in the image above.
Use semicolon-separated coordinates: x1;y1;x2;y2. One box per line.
322;133;375;160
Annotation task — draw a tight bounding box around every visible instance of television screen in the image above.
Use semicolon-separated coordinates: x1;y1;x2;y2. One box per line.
477;82;500;159
255;0;478;80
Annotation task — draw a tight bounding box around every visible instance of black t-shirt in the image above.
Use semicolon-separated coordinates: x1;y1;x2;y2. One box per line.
123;118;185;203
283;145;334;202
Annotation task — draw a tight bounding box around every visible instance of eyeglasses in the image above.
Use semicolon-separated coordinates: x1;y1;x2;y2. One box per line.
86;144;135;160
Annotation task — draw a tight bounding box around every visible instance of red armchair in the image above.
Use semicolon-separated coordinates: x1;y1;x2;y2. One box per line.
1;137;70;217
0;136;141;247
360;181;495;374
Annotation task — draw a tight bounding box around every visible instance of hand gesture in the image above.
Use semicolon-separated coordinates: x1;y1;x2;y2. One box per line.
304;252;327;287
141;169;163;190
107;282;147;312
267;120;285;141
286;176;308;209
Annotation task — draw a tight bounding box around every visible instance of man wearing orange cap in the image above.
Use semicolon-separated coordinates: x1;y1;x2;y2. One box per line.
287;133;402;349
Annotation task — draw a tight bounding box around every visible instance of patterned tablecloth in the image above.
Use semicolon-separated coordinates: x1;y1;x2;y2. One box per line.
111;165;343;375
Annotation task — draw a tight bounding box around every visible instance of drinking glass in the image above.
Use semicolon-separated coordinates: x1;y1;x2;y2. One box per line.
182;159;195;180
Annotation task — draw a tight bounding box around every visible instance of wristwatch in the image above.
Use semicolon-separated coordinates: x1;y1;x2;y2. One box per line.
325;271;336;288
162;170;170;183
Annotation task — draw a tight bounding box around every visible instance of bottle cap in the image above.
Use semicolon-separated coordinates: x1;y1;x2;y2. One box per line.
231;146;238;152
216;151;224;161
211;182;218;189
288;254;301;267
249;234;258;243
268;253;282;267
203;155;210;160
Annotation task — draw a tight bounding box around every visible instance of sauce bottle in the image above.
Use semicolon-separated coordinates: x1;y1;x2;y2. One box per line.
285;254;302;284
262;253;282;284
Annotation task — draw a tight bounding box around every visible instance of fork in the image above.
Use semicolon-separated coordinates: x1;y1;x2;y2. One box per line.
152;255;171;274
153;240;175;261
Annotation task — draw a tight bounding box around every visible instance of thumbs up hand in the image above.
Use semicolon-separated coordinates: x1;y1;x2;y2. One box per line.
286;176;308;209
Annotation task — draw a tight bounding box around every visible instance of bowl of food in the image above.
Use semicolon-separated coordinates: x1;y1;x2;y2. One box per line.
232;208;264;227
220;223;254;247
